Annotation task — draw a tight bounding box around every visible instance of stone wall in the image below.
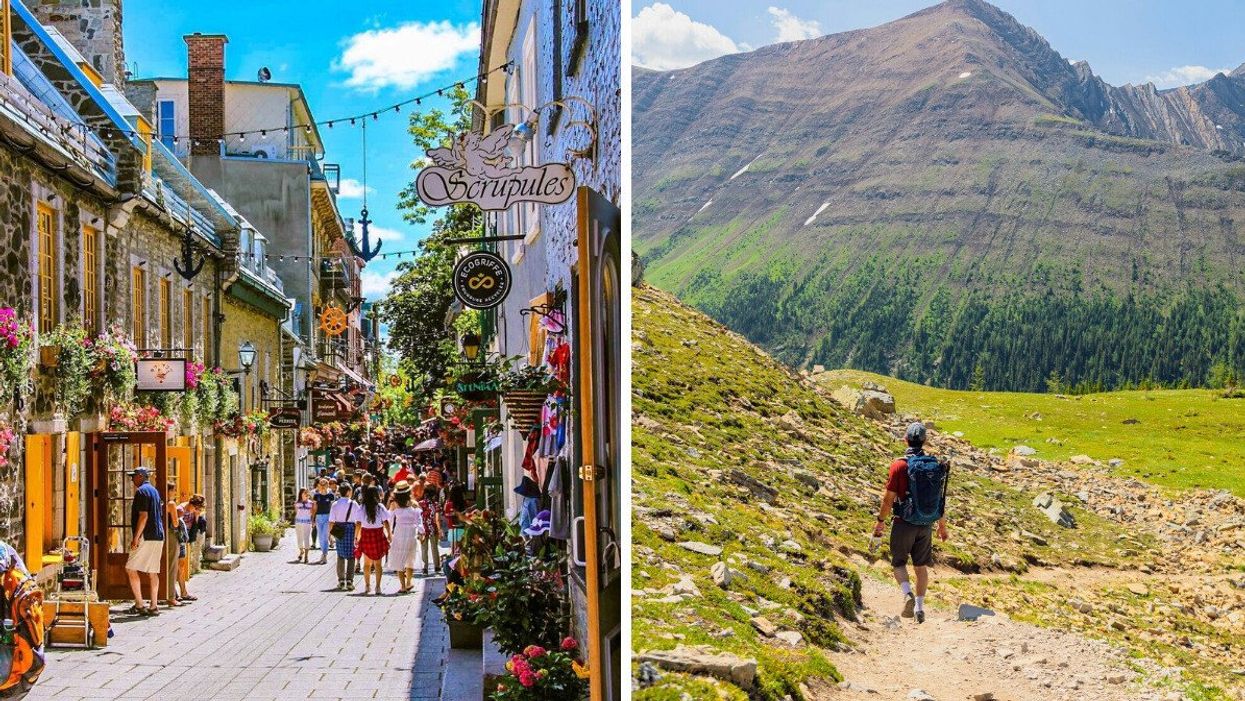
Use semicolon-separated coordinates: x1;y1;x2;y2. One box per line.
30;0;126;85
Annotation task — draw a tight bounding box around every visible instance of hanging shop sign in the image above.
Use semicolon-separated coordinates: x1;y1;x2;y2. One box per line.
452;251;511;310
455;371;500;402
416;126;576;210
311;396;346;424
268;407;302;430
135;358;187;392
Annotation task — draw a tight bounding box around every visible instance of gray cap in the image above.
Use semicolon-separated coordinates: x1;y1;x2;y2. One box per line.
905;422;926;445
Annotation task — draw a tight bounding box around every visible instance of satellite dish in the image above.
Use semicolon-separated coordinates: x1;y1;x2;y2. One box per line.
257;67;271;82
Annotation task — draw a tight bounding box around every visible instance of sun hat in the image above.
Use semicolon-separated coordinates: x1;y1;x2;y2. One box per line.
514;476;541;498
393;480;412;495
523;510;552;537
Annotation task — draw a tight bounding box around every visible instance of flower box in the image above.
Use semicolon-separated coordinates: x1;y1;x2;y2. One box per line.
447;620;483;649
38;345;60;369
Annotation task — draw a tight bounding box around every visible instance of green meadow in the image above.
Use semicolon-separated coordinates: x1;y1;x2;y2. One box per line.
820;369;1245;497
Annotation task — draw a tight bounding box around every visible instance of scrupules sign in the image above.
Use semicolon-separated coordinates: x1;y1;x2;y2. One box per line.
416;126;576;210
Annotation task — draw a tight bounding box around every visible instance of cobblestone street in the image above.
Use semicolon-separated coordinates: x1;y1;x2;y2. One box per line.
27;534;473;701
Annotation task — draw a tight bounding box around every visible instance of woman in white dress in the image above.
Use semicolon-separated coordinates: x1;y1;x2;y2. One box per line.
387;481;425;594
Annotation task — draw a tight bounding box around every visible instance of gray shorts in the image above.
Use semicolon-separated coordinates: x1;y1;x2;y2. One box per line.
890;518;933;568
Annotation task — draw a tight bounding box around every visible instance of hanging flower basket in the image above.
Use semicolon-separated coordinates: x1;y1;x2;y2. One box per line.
502;390;546;429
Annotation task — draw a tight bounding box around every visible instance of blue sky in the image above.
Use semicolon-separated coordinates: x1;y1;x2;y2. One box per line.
633;1;1245;87
123;0;487;300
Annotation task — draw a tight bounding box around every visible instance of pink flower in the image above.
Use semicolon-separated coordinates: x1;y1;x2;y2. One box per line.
517;670;537;688
522;645;546;659
560;637;578;651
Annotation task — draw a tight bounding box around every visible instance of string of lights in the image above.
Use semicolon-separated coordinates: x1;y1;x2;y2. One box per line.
237;248;441;263
56;60;515;144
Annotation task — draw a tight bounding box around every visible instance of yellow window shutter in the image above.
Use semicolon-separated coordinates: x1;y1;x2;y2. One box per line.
24;435;47;568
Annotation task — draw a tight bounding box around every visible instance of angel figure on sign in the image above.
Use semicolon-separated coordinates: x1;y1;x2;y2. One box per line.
425;125;520;179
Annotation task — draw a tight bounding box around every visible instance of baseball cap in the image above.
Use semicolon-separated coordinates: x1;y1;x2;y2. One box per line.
523;510;552;537
905;422;927;445
127;466;151;477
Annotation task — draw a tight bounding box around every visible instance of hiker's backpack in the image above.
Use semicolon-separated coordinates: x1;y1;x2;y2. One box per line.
899;454;948;526
0;556;46;697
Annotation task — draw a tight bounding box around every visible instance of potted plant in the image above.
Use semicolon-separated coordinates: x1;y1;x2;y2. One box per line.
249;513;275;552
442;577;490;649
491;638;590;701
477;548;569;655
87;325;138;405
42;324;92;418
498;360;563;430
0;307;34;410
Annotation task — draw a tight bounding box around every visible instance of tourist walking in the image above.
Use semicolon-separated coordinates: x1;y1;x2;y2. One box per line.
125;467;164;616
417;487;441;575
387;482;423;594
313;478;334;564
872;422;950;624
294;488;314;563
354;485;391;596
175;495;207;602
329;484;359;590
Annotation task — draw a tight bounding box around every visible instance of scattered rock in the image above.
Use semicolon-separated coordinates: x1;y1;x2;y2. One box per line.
838;680;879;693
636;646;757;689
972;693;997;701
1106;672;1127;684
1012;445;1037;456
774;630;803;646
634;661;662;687
832;385;897;419
1108;458;1124;468
957;604;996;621
1032;492;1076;528
750;616;777;637
779;539;803;554
709;561;735;588
670;576;701;598
727;469;778;503
907;690;936;701
1069;454;1096;465
1127;583;1150;597
678;541;722;557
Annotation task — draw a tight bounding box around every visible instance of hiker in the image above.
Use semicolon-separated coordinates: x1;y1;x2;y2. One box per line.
329;483;360;591
387;481;423;594
313;478;335;564
125;467;165;616
294;488;314;563
354;485;391;596
871;422;949;624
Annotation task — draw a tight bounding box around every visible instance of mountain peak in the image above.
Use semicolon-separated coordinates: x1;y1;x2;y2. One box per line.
1232;62;1245;77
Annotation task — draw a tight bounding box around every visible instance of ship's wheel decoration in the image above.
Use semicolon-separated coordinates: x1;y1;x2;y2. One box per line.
319;305;348;336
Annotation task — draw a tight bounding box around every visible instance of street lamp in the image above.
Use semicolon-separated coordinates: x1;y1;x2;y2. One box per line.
460;332;481;362
238;341;256;372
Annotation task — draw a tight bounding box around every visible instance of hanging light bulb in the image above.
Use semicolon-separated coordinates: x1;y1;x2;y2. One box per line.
512;113;539;147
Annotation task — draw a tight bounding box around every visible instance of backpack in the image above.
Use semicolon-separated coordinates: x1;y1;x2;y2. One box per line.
0;560;46;696
899;454;948;526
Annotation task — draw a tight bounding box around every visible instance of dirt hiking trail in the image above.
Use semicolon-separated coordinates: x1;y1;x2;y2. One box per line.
826;569;1182;701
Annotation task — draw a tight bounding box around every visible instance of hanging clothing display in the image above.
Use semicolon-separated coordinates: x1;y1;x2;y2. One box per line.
547;456;571;541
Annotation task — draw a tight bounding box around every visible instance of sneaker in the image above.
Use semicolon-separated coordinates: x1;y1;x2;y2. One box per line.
916;610;926;624
902;593;915;618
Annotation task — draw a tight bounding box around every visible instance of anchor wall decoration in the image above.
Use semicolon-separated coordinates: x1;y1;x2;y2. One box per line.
355;207;382;262
173;226;206;281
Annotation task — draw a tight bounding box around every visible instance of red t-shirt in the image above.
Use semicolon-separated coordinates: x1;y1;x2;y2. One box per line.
885;458;910;502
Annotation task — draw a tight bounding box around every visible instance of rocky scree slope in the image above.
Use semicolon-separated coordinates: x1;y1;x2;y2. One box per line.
631;286;1244;700
632;0;1245;391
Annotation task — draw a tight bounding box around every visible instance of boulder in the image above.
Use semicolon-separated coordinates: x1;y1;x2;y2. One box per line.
750;616;777;637
1069;454;1096;465
678;541;723;557
1032;492;1076;528
710;561;735;588
831;385;896;419
957;604;996;621
636;646;757;689
774;630;804;646
1012;445;1037;456
727;469;778;503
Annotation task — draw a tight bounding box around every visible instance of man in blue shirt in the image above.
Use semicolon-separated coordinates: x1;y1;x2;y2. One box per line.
125;467;164;616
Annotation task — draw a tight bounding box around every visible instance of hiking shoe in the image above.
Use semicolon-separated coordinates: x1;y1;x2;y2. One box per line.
902;593;915;618
916;610;925;624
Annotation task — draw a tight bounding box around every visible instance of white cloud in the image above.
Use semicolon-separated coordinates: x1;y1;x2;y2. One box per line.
1143;65;1230;89
767;7;821;43
360;269;399;298
337;178;373;199
352;220;404;243
632;3;741;71
334;20;480;91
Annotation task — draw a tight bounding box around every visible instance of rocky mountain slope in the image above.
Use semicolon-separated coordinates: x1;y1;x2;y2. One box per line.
632;0;1245;391
631;285;1245;701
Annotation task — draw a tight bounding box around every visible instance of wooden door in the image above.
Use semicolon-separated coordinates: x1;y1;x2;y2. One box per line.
89;432;168;601
24;434;51;569
573;187;622;701
167;446;192;503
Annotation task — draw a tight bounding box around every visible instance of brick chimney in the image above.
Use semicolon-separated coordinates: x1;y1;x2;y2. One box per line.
31;0;127;84
185;33;228;157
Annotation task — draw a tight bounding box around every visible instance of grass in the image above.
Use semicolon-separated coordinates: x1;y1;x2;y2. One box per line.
819;369;1245;497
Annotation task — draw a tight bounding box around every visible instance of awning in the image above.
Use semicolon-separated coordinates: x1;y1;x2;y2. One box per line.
412;438;443;452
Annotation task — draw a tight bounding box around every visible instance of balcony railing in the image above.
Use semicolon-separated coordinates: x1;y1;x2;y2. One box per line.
0;70;117;185
143;176;214;238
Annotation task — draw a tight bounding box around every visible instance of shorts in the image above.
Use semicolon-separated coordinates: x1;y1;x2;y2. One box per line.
889;518;933;568
127;538;164;574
